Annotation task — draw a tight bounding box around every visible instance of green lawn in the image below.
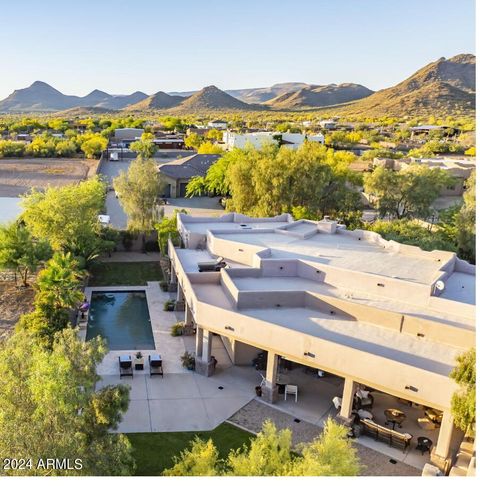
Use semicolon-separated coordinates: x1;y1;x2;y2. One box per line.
88;261;164;286
127;423;253;476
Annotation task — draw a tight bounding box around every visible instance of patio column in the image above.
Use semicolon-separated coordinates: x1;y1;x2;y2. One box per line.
434;411;455;460
176;283;185;302
170;264;177;284
339;377;355;421
195;328;214;377
195;326;204;358
261;351;279;403
185;304;193;326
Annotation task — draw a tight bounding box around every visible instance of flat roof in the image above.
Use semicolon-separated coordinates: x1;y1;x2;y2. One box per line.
184;221;288;234
176;248;247;272
192;282;460;376
230;275;474;330
216;231;443;285
439;272;476;305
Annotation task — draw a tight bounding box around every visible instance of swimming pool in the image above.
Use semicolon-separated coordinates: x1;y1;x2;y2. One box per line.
86;291;155;350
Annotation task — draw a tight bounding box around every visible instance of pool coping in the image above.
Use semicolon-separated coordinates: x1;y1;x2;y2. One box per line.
81;285;150;345
84;287;155;351
80;282;188;375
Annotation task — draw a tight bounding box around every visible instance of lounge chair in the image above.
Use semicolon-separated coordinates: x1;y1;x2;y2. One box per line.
149;354;163;377
119;355;133;378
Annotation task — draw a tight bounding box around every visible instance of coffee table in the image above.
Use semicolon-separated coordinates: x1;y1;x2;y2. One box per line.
384;408;406;430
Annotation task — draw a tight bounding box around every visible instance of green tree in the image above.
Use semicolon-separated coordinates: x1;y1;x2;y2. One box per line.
35;252;85;311
113;158;165;251
164;419;360;476
224;142;360;219
197;141;223;154
455;171;476;263
0;328;134;476
0;222;52;286
130;132;157;159
80;134;108;158
164;438;219;476
366;219;456;252
364;164;453;219
206;129;223;141
21;177;111;263
289;419;362;476
184;133;203;150
155;210;186;255
185;175;207;197
450;348;475;435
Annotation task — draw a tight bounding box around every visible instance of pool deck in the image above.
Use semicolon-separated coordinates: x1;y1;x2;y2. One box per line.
82;282;256;433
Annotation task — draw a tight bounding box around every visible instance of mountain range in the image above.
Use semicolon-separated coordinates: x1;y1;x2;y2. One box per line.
0;54;475;116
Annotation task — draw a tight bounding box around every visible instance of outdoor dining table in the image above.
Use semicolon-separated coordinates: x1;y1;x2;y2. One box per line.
384;408;406;430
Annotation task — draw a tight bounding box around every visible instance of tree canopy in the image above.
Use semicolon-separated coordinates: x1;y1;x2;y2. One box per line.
0;222;52;285
364;164;453;219
21;177;112;263
450;348;476;435
113;157;165;249
129;132;157;159
188;142;361;220
455;171;476;263
164;419;360;476
0;328;134;476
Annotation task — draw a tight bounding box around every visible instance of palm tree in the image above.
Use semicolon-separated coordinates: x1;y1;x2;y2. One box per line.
36;252;85;310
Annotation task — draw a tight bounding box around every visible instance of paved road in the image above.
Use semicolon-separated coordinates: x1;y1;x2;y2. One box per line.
106;194;225;230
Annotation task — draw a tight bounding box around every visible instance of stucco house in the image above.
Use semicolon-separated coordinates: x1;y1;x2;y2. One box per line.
158;154;221;198
168;212;475;472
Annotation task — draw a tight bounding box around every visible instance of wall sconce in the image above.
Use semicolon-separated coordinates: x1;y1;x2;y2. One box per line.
304;352;315;358
224;325;235;331
405;385;418;392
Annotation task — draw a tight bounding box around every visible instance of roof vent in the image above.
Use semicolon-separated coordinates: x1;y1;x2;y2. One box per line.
435;280;445;293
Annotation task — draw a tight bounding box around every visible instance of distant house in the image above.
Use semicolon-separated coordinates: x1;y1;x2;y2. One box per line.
187;127;209;136
207;120;228;130
319;120;337;130
410;125;460;137
406;157;475;196
373;156;475;196
159;154;221;198
114;128;144;142
222;131;324;150
153;135;185;149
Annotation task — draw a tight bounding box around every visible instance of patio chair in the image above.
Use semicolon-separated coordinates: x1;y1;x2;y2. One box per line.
258;372;267;387
119;355;133;378
149;354;163;377
284;384;298;402
332;396;342;411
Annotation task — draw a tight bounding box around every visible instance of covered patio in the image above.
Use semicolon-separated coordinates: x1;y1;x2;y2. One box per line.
234;352;464;472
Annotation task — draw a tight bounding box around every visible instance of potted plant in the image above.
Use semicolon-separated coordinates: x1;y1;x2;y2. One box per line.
163;299;175;311
171;321;185;336
159;280;169;292
180;351;195;371
134;351;144;370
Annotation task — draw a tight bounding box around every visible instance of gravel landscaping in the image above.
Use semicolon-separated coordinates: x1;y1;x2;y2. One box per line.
228;399;421;476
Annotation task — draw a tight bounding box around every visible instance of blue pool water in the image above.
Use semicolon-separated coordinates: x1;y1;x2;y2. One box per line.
86;291;155;350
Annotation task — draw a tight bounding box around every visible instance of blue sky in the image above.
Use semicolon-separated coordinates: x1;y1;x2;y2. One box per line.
0;0;475;98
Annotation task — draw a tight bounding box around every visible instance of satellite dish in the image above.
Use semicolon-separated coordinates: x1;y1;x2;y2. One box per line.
435;280;445;292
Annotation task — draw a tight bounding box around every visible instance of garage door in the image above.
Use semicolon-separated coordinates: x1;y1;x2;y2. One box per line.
179;183;188;198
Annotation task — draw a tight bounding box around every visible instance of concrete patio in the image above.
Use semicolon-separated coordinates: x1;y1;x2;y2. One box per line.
85;281;257;433
83;280;458;472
